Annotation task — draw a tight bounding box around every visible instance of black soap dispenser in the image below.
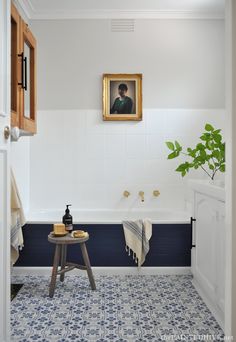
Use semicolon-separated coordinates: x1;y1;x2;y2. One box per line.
63;205;73;232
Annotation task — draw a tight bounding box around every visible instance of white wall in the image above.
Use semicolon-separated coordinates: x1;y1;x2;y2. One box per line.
32;19;225;110
25;18;225;213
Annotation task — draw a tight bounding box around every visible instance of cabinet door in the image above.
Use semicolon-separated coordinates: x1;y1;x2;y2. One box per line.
194;193;217;302
215;201;225;313
11;3;20;127
19;19;37;134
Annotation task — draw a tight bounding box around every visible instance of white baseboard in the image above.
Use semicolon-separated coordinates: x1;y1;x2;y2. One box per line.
12;266;191;277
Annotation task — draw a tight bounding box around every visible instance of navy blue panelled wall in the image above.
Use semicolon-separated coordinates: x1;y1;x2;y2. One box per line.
15;223;192;267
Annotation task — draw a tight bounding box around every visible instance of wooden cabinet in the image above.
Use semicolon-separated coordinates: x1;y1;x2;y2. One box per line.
11;3;20;128
189;180;225;331
11;3;36;134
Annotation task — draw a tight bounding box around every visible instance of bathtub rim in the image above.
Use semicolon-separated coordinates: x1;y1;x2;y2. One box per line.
25;208;191;225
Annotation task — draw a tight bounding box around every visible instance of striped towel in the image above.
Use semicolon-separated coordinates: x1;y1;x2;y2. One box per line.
11;169;26;265
123;219;152;267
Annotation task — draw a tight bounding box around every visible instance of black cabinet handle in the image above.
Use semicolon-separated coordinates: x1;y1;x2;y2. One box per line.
191;217;196;248
23;56;27;90
18;53;24;88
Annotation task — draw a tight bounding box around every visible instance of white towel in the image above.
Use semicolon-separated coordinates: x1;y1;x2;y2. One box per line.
11;169;26;265
123;219;152;267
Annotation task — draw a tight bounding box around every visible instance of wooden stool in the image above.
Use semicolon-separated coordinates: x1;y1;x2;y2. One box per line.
48;232;96;298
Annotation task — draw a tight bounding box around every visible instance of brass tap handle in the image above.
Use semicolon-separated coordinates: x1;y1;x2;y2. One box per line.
153;190;160;197
123;190;130;198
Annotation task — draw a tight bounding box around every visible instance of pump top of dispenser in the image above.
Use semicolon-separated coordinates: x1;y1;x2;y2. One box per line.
65;204;71;213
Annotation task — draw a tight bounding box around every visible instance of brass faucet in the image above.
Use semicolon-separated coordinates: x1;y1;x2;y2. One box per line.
153;190;160;197
139;191;144;202
123;190;130;198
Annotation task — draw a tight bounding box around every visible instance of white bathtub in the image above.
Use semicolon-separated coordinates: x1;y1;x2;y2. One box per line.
26;208;191;225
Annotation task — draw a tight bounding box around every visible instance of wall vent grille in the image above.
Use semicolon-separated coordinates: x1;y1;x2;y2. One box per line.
111;19;135;32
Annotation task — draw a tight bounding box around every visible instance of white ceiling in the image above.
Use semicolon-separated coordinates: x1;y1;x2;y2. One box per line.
16;0;225;20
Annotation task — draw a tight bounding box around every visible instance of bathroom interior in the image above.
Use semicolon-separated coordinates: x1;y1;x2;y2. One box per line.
2;0;235;341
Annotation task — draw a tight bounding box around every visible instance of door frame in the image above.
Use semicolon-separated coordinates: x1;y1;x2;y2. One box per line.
0;0;11;341
225;0;236;338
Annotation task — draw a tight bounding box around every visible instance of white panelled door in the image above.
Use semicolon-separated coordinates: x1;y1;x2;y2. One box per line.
0;0;11;341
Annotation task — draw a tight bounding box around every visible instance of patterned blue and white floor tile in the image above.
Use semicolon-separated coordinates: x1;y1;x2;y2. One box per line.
11;275;224;341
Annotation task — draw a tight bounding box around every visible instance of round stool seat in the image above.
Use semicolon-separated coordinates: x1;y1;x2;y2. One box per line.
48;232;89;245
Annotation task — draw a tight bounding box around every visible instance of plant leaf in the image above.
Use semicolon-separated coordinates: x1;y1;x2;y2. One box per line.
213;134;222;143
200;134;210;141
175;141;181;149
200;150;207;159
206;141;214;150
220;164;225;172
212;150;220;160
176;163;187;172
166;142;175;151
168;152;177;159
196;143;205;150
205;123;214;132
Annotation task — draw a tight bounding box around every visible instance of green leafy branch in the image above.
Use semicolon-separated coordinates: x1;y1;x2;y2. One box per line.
166;123;225;180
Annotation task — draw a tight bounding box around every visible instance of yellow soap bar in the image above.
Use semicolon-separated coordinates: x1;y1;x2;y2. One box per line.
72;230;88;238
53;223;66;235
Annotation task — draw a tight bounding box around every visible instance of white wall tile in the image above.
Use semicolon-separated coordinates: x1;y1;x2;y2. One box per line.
29;109;225;211
75;159;105;184
104;121;126;135
11;138;30;214
73;184;108;208
85;134;105;159
125;119;146;135
104;159;126;184
146;110;167;134
126;159;150;184
105;135;126;159
86;110;105;135
146;135;168;160
126;135;146;159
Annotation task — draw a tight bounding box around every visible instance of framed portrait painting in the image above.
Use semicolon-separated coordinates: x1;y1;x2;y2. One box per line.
103;74;142;121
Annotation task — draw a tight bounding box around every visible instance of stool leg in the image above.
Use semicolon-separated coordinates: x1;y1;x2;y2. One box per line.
80;242;96;290
49;244;60;298
60;245;67;282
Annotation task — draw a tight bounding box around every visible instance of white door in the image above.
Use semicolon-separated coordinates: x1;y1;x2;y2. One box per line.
0;0;11;341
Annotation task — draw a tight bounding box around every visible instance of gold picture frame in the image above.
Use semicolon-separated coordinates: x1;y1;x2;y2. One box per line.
103;73;142;121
